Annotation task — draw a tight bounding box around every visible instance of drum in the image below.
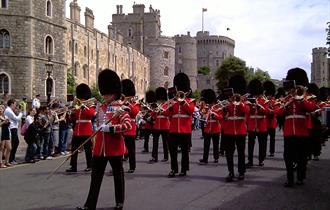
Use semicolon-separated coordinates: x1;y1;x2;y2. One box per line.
321;107;330;127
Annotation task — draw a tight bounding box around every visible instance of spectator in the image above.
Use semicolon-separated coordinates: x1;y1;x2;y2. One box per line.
58;108;70;155
0;105;11;168
32;94;41;110
24;108;39;163
4;99;23;164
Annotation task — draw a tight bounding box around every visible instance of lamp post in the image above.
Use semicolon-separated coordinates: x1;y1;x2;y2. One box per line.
45;57;54;104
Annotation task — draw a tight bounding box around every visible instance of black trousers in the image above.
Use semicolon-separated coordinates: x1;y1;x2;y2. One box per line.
284;136;308;183
152;130;169;161
168;133;190;173
70;136;92;170
224;134;246;175
220;130;225;153
309;129;322;157
248;131;268;164
124;136;136;170
9;128;19;162
84;156;124;209
202;133;220;161
268;128;276;155
143;129;153;152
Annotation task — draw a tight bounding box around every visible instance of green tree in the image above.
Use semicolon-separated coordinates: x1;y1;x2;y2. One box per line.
198;66;211;75
91;84;103;102
251;68;271;83
215;57;249;90
191;90;200;99
67;69;75;94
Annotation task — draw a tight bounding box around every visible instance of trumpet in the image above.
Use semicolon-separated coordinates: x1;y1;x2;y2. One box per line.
121;95;139;104
294;85;306;100
176;90;191;102
72;97;98;109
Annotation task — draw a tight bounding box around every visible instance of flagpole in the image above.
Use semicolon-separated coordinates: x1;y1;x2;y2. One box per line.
202;9;204;32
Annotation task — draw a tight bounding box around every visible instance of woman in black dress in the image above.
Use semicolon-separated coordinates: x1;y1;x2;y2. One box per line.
0;105;11;168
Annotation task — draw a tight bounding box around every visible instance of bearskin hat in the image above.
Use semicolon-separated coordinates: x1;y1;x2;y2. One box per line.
76;83;91;100
203;89;216;104
145;90;156;103
319;87;329;101
307;83;319;98
263;80;276;96
276;87;285;98
155;87;168;101
285;67;309;87
248;79;263;96
98;69;121;98
174;73;190;92
228;75;246;95
121;79;136;97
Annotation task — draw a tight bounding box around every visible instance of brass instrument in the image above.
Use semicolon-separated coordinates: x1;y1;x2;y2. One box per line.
121;95;139;104
294;85;306;100
72;97;98;109
176;90;191;102
232;94;242;106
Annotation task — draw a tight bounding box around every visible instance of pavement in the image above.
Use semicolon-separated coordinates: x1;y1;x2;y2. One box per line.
1;130;330;210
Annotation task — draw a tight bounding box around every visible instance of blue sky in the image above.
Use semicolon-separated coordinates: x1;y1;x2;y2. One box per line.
66;0;329;80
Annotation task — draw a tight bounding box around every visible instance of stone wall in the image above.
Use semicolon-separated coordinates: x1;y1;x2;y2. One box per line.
311;47;329;87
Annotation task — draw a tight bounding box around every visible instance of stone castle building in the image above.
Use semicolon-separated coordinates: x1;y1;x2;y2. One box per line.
0;0;150;101
311;47;330;87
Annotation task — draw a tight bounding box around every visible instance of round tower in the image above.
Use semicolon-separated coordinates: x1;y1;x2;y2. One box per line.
311;47;329;87
144;37;175;90
174;31;197;91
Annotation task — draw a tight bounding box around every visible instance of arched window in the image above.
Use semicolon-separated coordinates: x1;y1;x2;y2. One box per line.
128;28;132;37
75;42;78;55
83;65;88;79
74;62;79;76
0;29;10;48
69;41;72;52
91;49;93;60
0;73;10;94
46;0;52;17
84;46;87;58
1;0;8;8
164;66;169;76
45;35;53;54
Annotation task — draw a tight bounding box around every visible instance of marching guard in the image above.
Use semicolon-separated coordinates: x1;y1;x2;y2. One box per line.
163;73;195;177
149;87;170;163
141;90;156;153
122;79;140;173
222;75;250;182
77;69;132;210
246;79;270;168
66;83;95;173
199;89;222;164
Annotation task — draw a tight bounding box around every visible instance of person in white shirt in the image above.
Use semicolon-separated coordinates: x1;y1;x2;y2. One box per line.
4;99;23;164
32;94;41;109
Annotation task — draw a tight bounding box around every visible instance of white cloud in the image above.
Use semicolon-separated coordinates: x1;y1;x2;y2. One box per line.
66;0;329;80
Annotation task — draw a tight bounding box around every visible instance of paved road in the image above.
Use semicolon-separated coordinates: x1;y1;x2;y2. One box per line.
1;130;330;210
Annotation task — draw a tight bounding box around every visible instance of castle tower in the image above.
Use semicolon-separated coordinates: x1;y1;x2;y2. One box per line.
195;31;235;91
311;47;329;87
174;31;197;91
84;7;94;29
0;0;67;100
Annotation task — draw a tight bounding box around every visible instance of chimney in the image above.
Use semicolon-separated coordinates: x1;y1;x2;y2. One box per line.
85;7;94;29
119;5;123;14
70;0;81;23
116;5;120;14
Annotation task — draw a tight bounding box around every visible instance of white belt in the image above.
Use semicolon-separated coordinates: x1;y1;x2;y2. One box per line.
76;120;91;123
172;114;190;118
157;115;168;119
249;115;266;119
227;116;245;120
208;120;218;123
285;115;306;119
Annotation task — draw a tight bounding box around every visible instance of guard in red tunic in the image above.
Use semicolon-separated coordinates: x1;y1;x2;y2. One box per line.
149;87;170;163
141;90;156;153
263;81;278;157
77;69;132;210
222;75;250;182
66;83;96;173
122;79;140;173
199;89;222;164
277;68;315;187
163;73;195;177
246;79;270;168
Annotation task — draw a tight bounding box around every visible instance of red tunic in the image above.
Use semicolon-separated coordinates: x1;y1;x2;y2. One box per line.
203;103;222;134
124;102;140;136
277;96;315;137
93;101;132;157
246;96;270;133
72;107;96;136
152;101;170;130
266;97;279;129
162;98;195;134
222;102;250;135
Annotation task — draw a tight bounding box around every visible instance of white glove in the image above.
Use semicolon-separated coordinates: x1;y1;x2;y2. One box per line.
97;124;109;132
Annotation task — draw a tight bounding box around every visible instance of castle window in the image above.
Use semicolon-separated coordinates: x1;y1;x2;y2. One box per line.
75;43;78;55
84;46;87;58
45;35;53;54
178;46;182;53
83;65;88;79
1;0;8;9
69;41;72;52
216;60;219;67
206;79;211;84
164;51;169;59
0;29;10;48
164;66;169;76
0;73;10;94
91;50;93;60
46;0;52;17
74;62;79;76
128;28;132;37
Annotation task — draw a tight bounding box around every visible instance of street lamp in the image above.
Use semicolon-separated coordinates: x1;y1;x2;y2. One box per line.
45;56;54;104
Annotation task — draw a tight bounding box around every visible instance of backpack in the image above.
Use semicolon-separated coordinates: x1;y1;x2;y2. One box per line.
21;122;28;136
